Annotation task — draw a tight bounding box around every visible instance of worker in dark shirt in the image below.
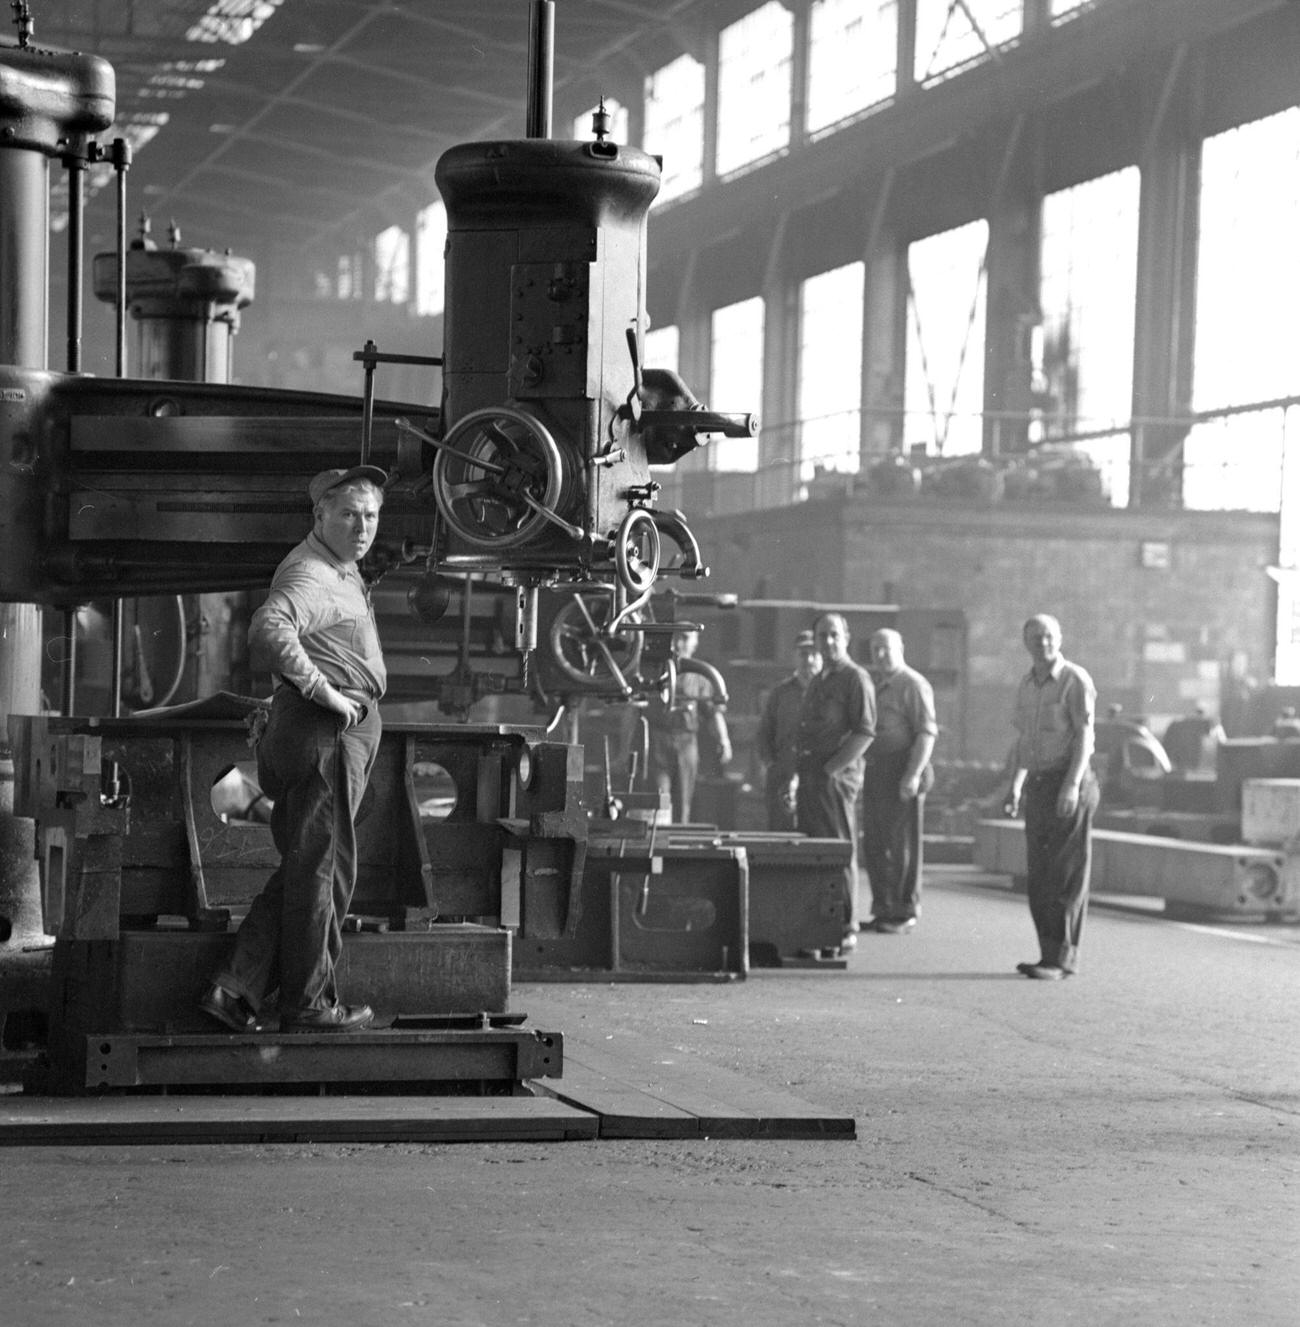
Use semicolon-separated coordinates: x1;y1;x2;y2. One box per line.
756;628;822;830
796;612;875;952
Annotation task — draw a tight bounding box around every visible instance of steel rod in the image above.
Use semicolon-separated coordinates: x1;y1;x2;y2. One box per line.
64;149;85;373
113;138;132;378
525;0;555;139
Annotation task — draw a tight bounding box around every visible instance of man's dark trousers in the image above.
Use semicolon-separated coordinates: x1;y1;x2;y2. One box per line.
862;752;926;925
765;761;798;832
797;761;863;931
1022;766;1099;972
216;686;381;1014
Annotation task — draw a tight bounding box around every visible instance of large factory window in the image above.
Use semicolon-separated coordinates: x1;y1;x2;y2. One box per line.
1050;0;1103;20
807;0;898;138
1186;109;1300;513
1038;166;1139;505
716;2;793;178
337;250;364;300
644;53;705;204
798;263;865;483
914;0;1022;86
573;99;628;145
645;323;682;490
374;225;410;305
904;221;987;457
186;0;285;46
415;201;448;317
645;324;679;375
709;298;764;472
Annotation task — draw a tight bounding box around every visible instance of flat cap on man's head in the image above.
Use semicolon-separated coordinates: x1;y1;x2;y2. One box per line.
794;629;818;649
308;465;387;506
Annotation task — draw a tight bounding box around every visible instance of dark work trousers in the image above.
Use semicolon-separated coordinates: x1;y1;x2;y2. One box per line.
764;761;798;832
649;728;699;823
797;760;863;932
215;686;381;1015
1022;766;1099;973
862;758;925;924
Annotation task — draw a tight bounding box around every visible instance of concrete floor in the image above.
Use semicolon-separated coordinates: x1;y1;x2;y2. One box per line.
2;866;1296;1327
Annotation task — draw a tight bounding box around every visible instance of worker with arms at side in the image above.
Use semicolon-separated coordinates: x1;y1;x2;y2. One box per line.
862;628;937;933
796;612;875;952
1004;613;1099;981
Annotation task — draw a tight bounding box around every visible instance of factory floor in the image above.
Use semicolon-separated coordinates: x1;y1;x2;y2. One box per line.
2;865;1296;1327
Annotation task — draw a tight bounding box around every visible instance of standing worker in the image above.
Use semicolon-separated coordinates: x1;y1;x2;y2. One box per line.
797;613;875;952
863;628;937;933
645;627;732;823
199;465;389;1032
756;628;822;831
1004;613;1099;981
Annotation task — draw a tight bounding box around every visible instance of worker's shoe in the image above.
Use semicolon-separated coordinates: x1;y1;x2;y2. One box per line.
198;983;263;1033
1023;963;1070;981
839;931;858;954
1015;961;1043;976
874;918;916;934
280;1002;375;1033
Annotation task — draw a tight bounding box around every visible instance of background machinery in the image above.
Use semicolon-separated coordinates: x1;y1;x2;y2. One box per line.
0;1;755;1093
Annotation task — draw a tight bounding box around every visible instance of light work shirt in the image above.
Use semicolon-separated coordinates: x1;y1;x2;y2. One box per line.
1012;656;1095;773
250;532;387;701
872;665;938;754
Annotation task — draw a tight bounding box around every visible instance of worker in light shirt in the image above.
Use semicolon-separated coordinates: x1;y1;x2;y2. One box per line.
200;465;388;1034
1004;613;1098;981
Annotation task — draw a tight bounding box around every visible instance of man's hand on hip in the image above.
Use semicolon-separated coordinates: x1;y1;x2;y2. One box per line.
317;683;366;728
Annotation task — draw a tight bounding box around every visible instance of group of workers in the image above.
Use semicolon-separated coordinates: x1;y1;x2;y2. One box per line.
746;610;1098;979
647;608;1095;978
647;612;939;953
196;464;1100;1036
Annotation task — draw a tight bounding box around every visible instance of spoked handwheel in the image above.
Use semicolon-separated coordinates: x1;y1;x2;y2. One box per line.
431;406;565;550
548;592;644;690
613;507;661;595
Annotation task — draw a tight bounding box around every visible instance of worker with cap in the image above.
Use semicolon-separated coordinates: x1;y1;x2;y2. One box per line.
756;628;823;831
797;612;876;950
199;464;388;1033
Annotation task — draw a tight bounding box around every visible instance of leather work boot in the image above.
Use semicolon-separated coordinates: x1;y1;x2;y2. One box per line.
198;983;263;1033
279;1003;376;1033
1023;964;1070;981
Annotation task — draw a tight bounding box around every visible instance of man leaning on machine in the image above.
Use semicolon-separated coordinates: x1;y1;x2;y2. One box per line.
199;464;389;1034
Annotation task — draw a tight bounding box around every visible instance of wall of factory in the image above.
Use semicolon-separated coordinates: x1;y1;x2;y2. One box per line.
688;497;1277;763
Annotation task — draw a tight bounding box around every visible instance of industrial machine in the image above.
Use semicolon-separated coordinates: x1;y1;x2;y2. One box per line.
0;2;755;1093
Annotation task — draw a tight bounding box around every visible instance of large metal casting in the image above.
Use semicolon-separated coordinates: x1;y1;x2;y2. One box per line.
9;706;584;1093
513;826;749;982
973;817;1295;919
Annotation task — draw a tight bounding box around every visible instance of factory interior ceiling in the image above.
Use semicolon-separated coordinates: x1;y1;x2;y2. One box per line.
26;0;717;255
19;1;1284;267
